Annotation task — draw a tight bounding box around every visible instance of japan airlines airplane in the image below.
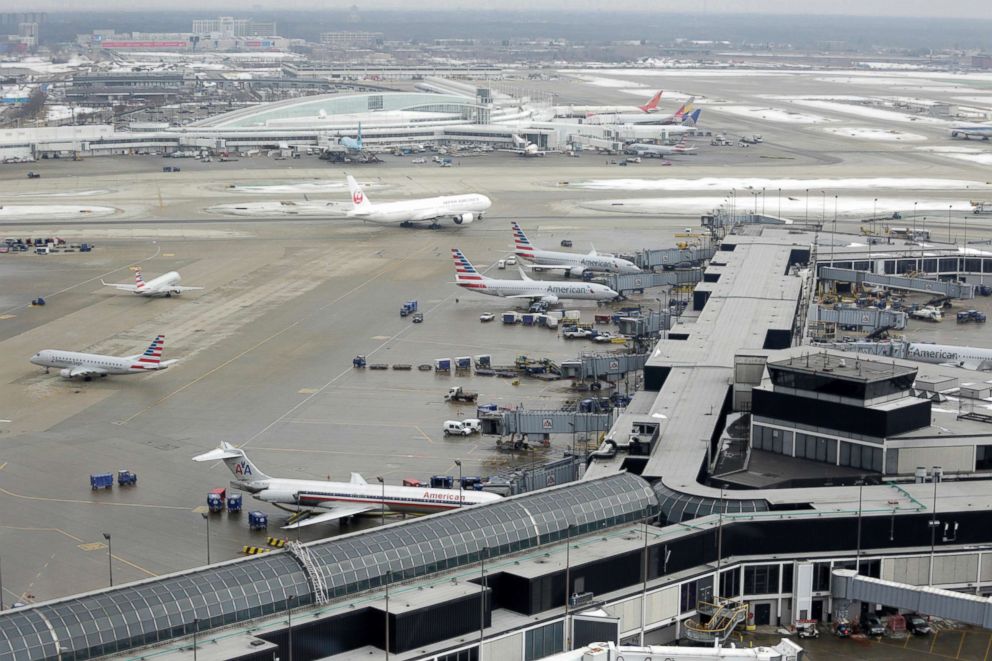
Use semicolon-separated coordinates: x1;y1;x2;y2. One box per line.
193;442;502;528
949;122;992;140
512;222;640;276
345;175;491;227
101;269;202;298
452;248;618;305
30;334;177;380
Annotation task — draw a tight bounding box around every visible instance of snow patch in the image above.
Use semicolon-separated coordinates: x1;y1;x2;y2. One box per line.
789;99;950;125
711;105;829;124
581;196;980;217
565;177;989;192
822;127;927;141
0;205;117;219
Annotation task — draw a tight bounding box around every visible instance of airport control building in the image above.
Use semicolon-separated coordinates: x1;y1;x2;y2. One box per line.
5;227;992;661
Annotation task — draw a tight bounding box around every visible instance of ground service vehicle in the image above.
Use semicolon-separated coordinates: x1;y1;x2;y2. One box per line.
445;386;478;403
412;312;424;323
90;473;114;490
27;171;40;179
443;420;471;436
117;470;137;486
562;327;592;339
861;614;885;637
796;622;819;639
248;511;268;530
479;313;495;322
907;614;932;635
207;488;226;513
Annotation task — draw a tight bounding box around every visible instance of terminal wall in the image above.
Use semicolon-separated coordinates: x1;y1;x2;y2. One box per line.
896;445;976;474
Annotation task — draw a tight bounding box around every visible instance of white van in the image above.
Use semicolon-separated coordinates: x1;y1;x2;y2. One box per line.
497;259;507;270
461;419;482;434
443;420;471;436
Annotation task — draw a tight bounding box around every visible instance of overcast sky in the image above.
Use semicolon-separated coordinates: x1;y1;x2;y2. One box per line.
8;0;992;17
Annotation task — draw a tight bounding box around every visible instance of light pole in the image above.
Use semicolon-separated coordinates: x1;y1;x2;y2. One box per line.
855;481;864;575
948;205;953;243
384;571;391;660
716;488;725;598
376;476;386;527
873;197;878;236
1;555;4;611
200;512;210;565
455;460;463;507
913;201;919;239
929;467;941;587
192;618;198;661
564;524;573;651
480;547;488;660
102;533;113;587
287;594;295;661
777;187;781;219
640;521;650;645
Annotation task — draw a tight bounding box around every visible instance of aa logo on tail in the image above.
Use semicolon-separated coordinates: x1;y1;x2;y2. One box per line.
235;461;253;477
352;190;364;204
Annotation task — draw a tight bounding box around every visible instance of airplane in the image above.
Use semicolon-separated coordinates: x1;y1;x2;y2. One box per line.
192;441;502;529
30;334;177;381
638;90;663;113
511;222;640;276
101;269;202;298
452;248;618;305
949;122;992;140
501;134;547;157
339;122;363;151
625;137;697;158
345;175;491;227
822;340;992;371
585;98;696;126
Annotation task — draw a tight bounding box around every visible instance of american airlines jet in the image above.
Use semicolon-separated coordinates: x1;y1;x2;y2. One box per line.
626;136;698;158
193;442;501;529
345;175;491;227
30;334;177;380
949;122;992;140
102;269;202;298
512;222;640;276
452;248;618;305
828;340;992;371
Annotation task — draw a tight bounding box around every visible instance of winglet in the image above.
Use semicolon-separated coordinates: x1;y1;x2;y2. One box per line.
518;266;532;282
350;473;368;486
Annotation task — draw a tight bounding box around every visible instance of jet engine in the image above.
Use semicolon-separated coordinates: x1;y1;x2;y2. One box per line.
540;294;560;305
59;368;73;378
567;266;587;278
453;213;474;225
170;288;182;295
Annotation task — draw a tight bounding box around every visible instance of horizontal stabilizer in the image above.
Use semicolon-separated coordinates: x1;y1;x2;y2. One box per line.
193;441;243;462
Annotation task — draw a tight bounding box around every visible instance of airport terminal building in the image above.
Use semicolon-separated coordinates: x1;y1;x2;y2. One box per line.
5;227;992;661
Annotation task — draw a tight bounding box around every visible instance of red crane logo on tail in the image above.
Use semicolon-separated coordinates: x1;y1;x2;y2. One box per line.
352;190;364;205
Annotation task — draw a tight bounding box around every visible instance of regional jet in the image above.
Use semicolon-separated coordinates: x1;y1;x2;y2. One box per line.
30;334;177;380
102;269;202;297
345;175;491;227
512;222;640;276
452;248;618;305
193;442;501;528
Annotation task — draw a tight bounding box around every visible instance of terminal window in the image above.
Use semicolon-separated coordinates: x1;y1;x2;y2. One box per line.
368;95;383;110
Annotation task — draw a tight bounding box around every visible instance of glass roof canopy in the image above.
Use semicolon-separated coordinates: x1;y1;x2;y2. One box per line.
0;474;658;661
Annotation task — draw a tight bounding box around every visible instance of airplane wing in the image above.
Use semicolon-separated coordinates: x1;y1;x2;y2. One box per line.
940;359;992;371
172;286;204;292
408;208;446;222
281;503;378;529
69;365;108;378
101;280;139;292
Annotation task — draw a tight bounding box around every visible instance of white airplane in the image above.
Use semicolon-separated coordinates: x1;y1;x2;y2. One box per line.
625;138;697;158
345;175;491;227
193;442;501;528
501;134;547;157
101;269;202;298
823;340;992;371
949;122;992;140
30;334;177;381
452;248;618;305
512;222;640;276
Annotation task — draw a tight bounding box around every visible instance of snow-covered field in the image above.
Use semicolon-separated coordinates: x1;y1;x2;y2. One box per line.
916;146;992;166
225;181;354;194
788;100;950;125
822;127;927;141
207;201;347;217
45;105;99;122
0;205;117;219
710;105;829;124
565;177;990;192
581;196;979;216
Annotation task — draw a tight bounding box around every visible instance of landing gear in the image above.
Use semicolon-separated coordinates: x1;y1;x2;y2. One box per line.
83;376;93;382
430;222;441;230
400;221;412;228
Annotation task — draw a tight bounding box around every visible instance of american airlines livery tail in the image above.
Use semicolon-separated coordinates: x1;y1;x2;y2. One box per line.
510;222;640;276
193;441;501;529
30;334;179;380
638;90;663;113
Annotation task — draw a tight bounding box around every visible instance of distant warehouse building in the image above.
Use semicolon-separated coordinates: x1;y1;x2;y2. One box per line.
320;31;383;49
66;71;195;104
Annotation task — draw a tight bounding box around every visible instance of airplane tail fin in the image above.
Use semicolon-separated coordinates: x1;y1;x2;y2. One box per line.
638;90;662;113
136;334;165;366
135;269;146;291
688;108;702;125
676;97;696;121
511;221;535;255
192;441;272;482
452;248;487;287
346;175;371;210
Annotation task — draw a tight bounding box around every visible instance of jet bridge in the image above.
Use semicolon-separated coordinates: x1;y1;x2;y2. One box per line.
604;268;703;295
832;569;992;629
635;246;716;270
818;267;976;299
